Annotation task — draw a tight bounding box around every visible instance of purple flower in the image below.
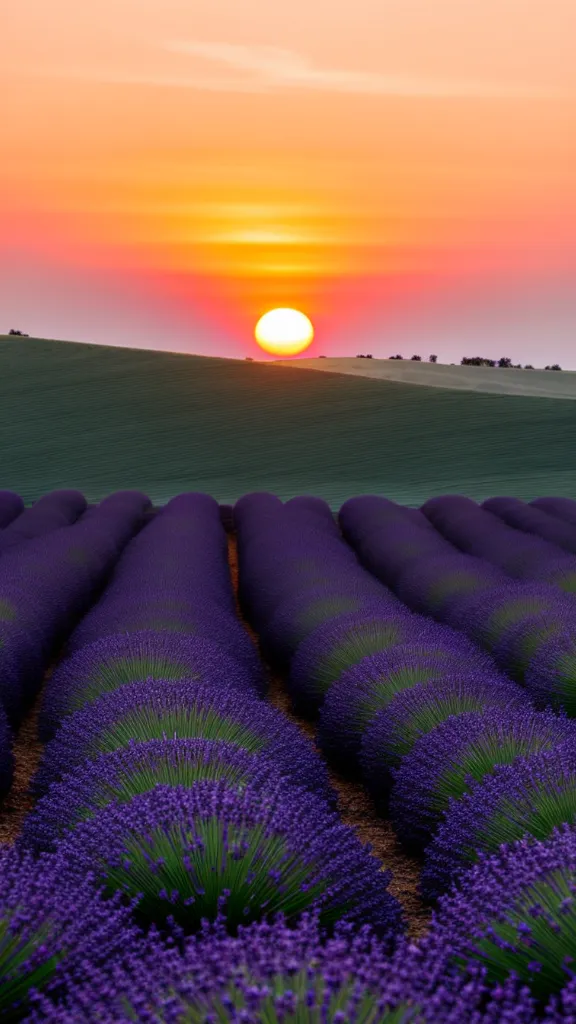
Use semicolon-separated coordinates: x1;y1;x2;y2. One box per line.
316;639;501;772
262;581;401;666
422;742;576;902
26;911;510;1024
33;679;335;805
360;673;525;808
421;495;576;581
22;737;307;854
525;632;576;715
0;843;147;1019
411;824;576;1011
390;707;575;852
39;631;265;742
288;609;483;717
53;780;404;940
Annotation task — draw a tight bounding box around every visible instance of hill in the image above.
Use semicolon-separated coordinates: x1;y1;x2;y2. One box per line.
272;357;576;399
1;336;575;507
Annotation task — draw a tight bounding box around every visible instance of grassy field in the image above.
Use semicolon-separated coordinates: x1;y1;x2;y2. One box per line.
1;335;575;507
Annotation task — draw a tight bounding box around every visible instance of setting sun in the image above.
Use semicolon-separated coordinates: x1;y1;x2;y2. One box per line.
254;308;314;357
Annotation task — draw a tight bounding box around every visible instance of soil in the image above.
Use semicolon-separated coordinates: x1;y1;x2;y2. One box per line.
0;682;46;845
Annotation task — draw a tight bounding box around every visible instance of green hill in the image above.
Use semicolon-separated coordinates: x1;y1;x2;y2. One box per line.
1;336;575;507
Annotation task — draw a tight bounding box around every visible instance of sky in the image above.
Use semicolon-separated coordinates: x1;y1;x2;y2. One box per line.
1;0;575;365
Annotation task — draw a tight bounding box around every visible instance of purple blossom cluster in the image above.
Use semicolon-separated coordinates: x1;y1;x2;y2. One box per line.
404;825;576;1017
32;678;335;802
52;778;403;939
0;491;150;738
38;630;264;742
389;707;574;852
0;843;148;1021
29;911;537;1024
421;742;576;901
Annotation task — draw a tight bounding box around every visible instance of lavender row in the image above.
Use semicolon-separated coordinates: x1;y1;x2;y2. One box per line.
0;489;150;728
340;495;576;714
422;493;576;593
17;825;576;1020
235;495;576;914
27;489;576;1021
7;494;403;1016
0;489;87;558
483;496;576;555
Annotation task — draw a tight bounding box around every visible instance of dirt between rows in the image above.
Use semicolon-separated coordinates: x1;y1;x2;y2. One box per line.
0;538;430;938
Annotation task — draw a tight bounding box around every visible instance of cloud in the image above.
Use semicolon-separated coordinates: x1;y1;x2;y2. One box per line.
21;40;563;99
161;40;561;98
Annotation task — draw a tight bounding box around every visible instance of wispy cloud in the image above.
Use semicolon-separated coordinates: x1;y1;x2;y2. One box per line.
22;40;563;99
162;40;561;98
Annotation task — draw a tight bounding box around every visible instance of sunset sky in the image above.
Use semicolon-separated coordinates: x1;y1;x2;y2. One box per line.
1;1;575;365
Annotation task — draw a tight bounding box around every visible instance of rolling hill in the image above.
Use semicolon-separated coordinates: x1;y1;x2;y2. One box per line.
1;335;575;507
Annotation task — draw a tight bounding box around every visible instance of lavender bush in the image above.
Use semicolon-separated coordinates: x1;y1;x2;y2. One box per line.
38;630;264;742
54;780;403;940
33;679;335;804
390;707;574;851
421;743;576;901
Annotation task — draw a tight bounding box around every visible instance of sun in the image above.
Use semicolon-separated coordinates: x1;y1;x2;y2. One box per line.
254;308;314;356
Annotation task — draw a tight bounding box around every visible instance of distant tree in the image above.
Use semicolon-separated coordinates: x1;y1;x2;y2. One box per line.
545;364;562;371
245;356;254;361
498;357;513;368
365;353;373;359
410;354;422;361
356;354;366;358
429;354;438;363
8;328;28;336
318;355;326;358
524;364;534;370
389;354;404;360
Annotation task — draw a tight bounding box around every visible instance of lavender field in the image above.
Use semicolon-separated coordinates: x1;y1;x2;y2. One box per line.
2;486;576;1021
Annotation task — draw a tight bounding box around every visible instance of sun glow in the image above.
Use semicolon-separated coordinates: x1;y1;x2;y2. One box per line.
254;308;314;356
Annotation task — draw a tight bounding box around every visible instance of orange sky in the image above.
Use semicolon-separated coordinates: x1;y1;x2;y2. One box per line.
1;0;575;363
